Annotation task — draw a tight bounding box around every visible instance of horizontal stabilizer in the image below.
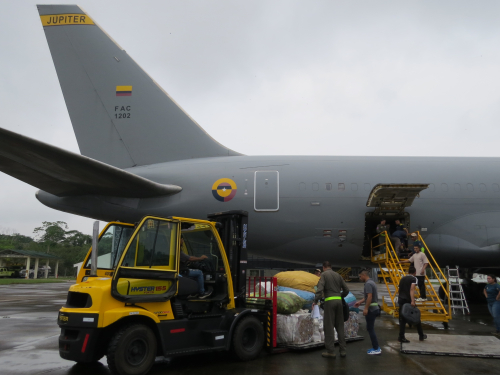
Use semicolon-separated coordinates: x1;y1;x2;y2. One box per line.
0;127;181;198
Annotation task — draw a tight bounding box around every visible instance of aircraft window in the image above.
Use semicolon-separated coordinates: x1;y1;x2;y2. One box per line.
493;184;500;192
299;182;306;191
467;183;474;192
364;183;371;191
429;184;435;192
479;183;487;192
454;183;461;192
351;183;358;191
312;183;319;191
338;183;345;191
441;183;448;192
122;219;177;270
326;183;332;191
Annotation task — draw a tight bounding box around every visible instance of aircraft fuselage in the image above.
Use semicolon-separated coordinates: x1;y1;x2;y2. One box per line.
37;155;500;268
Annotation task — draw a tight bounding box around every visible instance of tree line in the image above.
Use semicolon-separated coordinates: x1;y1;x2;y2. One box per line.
0;221;92;277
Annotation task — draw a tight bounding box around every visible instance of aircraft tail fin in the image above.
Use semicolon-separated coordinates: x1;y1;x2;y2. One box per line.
37;5;240;168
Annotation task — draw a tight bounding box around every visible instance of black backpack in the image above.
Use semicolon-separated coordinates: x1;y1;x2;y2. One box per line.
401;303;421;324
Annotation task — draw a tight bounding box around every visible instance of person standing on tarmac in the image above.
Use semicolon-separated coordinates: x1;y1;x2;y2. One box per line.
313;261;349;359
397;266;427;343
354;269;381;355
484;275;500;336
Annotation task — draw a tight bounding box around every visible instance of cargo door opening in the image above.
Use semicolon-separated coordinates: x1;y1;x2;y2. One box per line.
362;184;429;257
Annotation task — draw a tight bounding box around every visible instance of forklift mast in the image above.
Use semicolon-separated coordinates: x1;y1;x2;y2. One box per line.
207;210;248;305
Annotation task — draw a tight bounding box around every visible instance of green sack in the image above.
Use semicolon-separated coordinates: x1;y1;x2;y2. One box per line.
277;292;306;314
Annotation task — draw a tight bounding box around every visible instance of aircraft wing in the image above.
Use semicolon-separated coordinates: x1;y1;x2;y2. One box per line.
0;127;181;198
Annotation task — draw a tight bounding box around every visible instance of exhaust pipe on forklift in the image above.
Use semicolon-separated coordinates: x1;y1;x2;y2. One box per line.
90;221;99;277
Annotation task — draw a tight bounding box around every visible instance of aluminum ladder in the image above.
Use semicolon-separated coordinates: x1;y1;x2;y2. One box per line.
446;266;470;314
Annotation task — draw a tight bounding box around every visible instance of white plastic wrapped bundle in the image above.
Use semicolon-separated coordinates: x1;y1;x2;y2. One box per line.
343;311;359;338
276;313;314;344
312;317;324;342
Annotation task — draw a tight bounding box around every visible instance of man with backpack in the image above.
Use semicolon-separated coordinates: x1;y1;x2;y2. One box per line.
398;266;427;343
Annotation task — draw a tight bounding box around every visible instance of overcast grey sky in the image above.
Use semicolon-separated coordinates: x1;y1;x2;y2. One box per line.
1;0;500;236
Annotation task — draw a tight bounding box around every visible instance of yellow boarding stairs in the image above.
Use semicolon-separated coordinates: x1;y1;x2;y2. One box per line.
338;267;352;282
371;231;451;327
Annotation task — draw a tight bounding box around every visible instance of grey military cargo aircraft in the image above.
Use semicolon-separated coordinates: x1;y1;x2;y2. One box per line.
0;5;499;274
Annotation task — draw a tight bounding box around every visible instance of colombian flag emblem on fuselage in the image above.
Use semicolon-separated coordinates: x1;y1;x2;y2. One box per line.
212;178;237;202
116;86;132;96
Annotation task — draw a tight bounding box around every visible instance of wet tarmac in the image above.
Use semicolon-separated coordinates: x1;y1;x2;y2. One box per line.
0;282;498;375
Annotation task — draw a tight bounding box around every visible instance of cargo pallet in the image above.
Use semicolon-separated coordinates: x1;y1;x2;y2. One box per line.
247;276;363;352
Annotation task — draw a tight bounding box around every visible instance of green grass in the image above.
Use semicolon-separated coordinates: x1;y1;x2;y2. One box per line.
0;277;75;285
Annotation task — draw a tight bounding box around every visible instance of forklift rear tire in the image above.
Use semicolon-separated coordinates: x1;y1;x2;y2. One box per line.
107;324;157;375
232;316;264;361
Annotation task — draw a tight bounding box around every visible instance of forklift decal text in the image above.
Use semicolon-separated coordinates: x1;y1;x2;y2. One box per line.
130;285;167;294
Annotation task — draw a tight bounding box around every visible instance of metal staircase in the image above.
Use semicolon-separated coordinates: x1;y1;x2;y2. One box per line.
337;267;352;282
446;266;470;314
371;231;451;326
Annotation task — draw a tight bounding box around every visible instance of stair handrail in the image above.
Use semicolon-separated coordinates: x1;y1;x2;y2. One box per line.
371;231;406;309
414;231;451;318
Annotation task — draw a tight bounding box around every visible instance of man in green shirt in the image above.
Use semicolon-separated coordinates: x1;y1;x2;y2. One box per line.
314;261;349;359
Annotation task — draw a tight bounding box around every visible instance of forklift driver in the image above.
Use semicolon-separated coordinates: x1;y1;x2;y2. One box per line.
179;238;213;299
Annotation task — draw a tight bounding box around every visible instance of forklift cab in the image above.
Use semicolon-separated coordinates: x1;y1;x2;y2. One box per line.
110;216;235;310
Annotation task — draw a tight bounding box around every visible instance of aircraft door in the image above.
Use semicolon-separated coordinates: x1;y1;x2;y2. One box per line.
79;222;135;282
254;171;279;211
111;217;179;303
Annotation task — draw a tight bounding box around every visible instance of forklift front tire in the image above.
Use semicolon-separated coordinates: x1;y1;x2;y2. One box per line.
231;316;264;361
107;324;157;375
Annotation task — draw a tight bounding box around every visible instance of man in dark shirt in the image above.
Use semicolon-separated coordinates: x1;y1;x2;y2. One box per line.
392;220;409;250
314;261;349;359
397;266;426;343
483;275;500;335
179;238;212;299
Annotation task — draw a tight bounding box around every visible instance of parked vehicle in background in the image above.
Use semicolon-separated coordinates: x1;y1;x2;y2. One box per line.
0;267;15;278
19;266;52;278
18;268;34;278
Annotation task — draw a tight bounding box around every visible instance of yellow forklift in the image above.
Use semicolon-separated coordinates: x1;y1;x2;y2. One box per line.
59;211;267;375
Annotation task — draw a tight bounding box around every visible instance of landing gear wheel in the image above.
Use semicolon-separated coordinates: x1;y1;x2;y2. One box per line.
232;316;264;361
107;324;157;375
443;322;449;329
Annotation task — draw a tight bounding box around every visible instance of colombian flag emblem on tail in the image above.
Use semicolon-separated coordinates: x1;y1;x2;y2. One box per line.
212;178;237;202
116;86;132;96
